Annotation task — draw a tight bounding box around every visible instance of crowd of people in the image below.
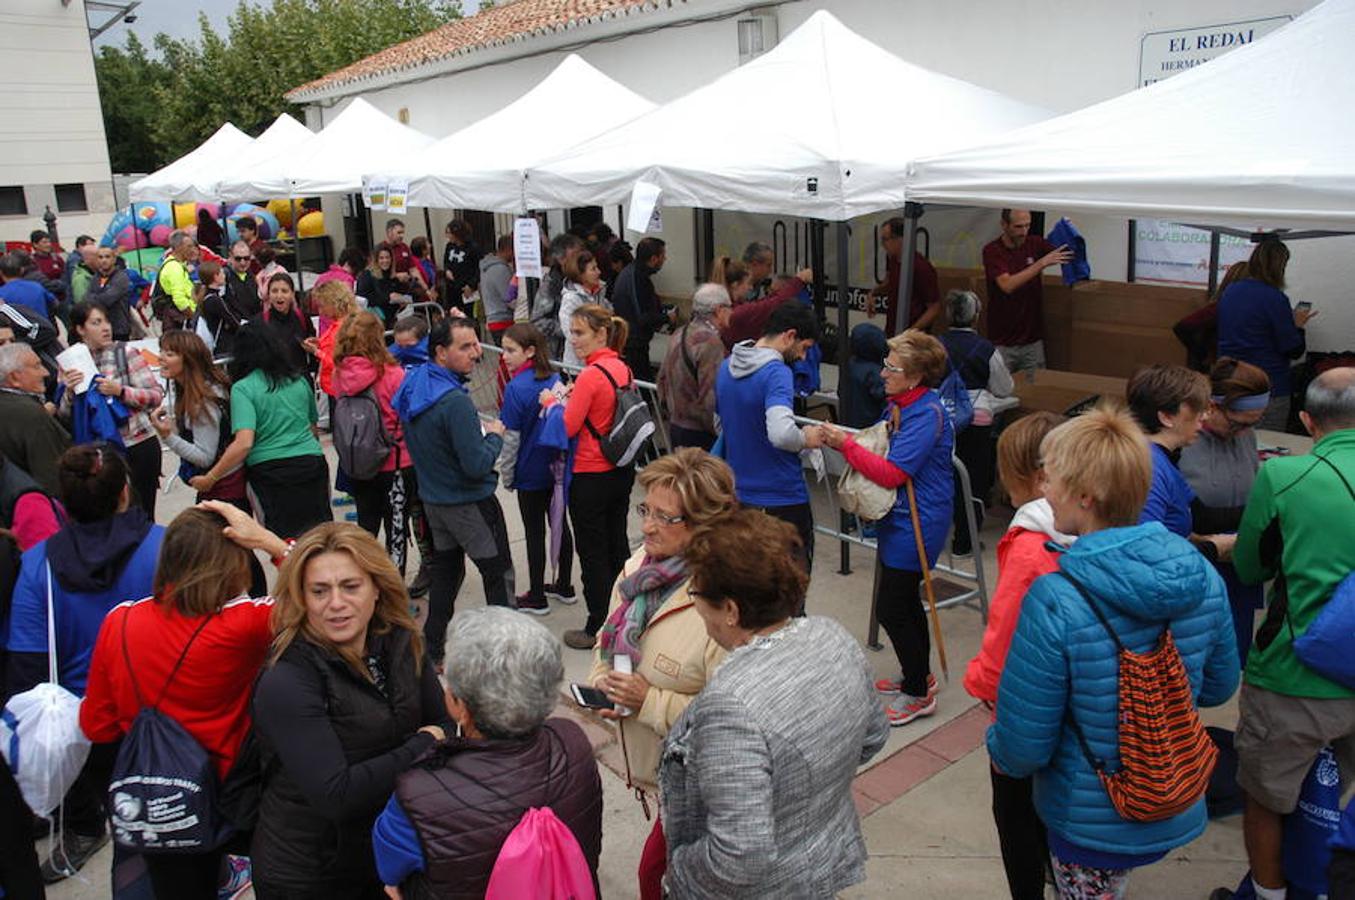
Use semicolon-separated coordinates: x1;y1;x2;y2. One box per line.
0;208;1351;900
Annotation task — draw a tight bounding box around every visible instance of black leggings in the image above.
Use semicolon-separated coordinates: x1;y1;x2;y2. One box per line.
990;765;1050;900
748;501;815;578
568;467;635;634
0;762;42;899
126;436;161;521
248;454;332;540
517;486;573;600
875;563;929;696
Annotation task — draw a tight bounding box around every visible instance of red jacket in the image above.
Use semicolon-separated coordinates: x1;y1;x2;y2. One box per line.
720;279;804;352
554;347;631;474
80;595;275;780
963;505;1068;708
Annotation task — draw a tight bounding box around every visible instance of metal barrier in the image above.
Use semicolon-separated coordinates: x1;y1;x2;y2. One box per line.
471;342;989;640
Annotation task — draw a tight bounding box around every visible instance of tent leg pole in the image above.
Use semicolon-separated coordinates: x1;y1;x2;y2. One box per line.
1207;230;1221;297
1126;219;1137;283
291;197;303;291
835;220;853;576
893;202;922;336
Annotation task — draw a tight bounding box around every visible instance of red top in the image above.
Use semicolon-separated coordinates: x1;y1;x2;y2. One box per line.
962;527;1061;708
389;240;414;274
878;252;940;332
317;319;340;396
981;234;1055;347
80;595;275;780
721;278;805;352
559;347;631;474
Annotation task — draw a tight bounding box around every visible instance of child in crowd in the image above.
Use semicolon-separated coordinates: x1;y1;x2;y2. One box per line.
963;410;1070;900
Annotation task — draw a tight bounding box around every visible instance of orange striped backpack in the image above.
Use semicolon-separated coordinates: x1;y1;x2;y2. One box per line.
1059;572;1218;822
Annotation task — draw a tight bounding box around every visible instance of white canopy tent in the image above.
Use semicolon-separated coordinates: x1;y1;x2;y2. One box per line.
378;54;654;212
211;114;314;201
525;10;1048;221
217;98;433;198
129;123;253;203
905;0;1355;232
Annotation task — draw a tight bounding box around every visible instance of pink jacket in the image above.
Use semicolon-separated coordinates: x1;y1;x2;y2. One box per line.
333;356;410;472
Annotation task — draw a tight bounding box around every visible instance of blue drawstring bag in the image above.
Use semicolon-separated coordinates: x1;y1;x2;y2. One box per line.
1294;573;1355;689
1229;748;1339;900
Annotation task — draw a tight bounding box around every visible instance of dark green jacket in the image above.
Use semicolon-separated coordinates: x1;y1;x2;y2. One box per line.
1236;428;1355;698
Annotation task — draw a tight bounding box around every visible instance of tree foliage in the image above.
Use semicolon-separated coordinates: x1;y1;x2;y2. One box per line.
95;0;462;172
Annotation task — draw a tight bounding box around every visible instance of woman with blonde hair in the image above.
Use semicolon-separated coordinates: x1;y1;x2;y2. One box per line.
822;329;954;727
988;408;1238;899
710;256;754;306
332;311;413;563
539;304;635;650
587;448;738;898
250;522;448;900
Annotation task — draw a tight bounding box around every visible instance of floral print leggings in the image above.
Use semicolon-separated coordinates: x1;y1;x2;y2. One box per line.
1050;854;1131;900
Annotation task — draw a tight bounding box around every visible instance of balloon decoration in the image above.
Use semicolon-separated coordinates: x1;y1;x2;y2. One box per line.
100;200;321;250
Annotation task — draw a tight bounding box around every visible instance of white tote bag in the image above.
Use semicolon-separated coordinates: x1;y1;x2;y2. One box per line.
0;563;91;816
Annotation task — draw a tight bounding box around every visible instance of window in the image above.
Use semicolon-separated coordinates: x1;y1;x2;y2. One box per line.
0;186;26;216
55;183;87;212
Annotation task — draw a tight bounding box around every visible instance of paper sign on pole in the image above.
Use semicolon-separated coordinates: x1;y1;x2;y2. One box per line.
386;179;409;214
514;217;543;279
627;181;663;234
367;178;388;212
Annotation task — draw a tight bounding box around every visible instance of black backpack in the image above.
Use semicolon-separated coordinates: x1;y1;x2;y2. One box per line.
332;388;395;481
108;615;228;853
582;363;655;467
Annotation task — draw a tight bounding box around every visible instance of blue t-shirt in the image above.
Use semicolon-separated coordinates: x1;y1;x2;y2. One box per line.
716;356;806;507
3;527;164;695
1217;278;1304;396
1139;443;1194;538
0;280;56;317
499;367;564;492
875;392;954;571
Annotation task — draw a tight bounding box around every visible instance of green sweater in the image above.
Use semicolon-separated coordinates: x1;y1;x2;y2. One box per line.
1236;428;1355;698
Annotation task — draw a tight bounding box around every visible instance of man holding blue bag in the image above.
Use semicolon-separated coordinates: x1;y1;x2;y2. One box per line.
1232;367;1355;900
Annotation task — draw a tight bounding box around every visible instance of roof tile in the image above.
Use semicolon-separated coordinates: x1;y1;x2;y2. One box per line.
286;0;666;100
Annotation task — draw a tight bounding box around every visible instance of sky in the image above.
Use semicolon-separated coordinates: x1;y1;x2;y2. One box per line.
92;0;480;49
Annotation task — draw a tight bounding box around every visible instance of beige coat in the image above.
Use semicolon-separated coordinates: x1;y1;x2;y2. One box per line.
588;548;726;792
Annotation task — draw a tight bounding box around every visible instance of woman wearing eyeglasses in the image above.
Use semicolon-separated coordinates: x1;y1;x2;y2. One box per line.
1179;357;1271;662
585;448;737;899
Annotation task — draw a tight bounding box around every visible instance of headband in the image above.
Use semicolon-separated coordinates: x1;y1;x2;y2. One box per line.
1213;392;1270;412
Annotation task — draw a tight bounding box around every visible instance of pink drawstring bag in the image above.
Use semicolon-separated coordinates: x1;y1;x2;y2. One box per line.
485;806;595;900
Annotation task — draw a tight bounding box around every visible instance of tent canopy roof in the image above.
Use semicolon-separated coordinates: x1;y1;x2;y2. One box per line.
525;10;1048;220
219;98;433;198
213;115;314;201
905;0;1355;231
129;123;253;203
380;54;654;212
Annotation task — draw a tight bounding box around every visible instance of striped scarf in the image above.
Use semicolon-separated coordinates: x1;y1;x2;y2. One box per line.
597;554;689;665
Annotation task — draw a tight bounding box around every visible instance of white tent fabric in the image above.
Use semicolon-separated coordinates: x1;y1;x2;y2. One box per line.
524;11;1047;221
212;114;314;201
217;98;433;198
905;0;1355;231
380;55;654;212
129;123;253;203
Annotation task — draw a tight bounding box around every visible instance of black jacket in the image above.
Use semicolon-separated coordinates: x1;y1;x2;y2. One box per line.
249;305;313;377
202;279;260;361
250;629;444;895
84;270;133;340
395;718;603;900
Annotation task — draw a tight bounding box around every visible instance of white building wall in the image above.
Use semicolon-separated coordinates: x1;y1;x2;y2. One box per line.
305;0;1352;351
0;0;116;246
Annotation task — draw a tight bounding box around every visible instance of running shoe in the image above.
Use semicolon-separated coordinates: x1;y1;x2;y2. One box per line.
875;672;937;697
218;854;252;900
886;691;938;727
40;828;109;884
563;629;596;650
546;582;578;605
515;593;550;616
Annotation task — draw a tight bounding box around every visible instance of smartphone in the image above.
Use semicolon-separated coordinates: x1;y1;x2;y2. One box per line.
1296;301;1313;313
569;683;614;710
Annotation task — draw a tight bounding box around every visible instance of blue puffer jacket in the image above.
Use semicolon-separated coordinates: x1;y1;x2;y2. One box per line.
988;522;1239;856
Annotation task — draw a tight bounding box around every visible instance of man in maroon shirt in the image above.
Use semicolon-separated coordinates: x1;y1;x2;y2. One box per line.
28;231;64;284
865;217;941;334
981;208;1072;374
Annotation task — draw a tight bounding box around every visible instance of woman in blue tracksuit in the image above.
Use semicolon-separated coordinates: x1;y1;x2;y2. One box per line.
989;408;1239;899
497;323;574;616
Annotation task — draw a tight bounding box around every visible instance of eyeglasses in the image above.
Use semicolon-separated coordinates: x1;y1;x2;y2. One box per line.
232;255;251;262
1220;411;1261;434
635;503;685;526
882;361;908;375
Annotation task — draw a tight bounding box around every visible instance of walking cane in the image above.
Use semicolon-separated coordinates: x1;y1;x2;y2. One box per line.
905;479;949;681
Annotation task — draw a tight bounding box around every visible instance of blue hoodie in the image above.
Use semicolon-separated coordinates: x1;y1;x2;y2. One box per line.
842;323;887;429
393;362;501;506
716;342;806;507
989;522;1239;858
389;337;429;369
